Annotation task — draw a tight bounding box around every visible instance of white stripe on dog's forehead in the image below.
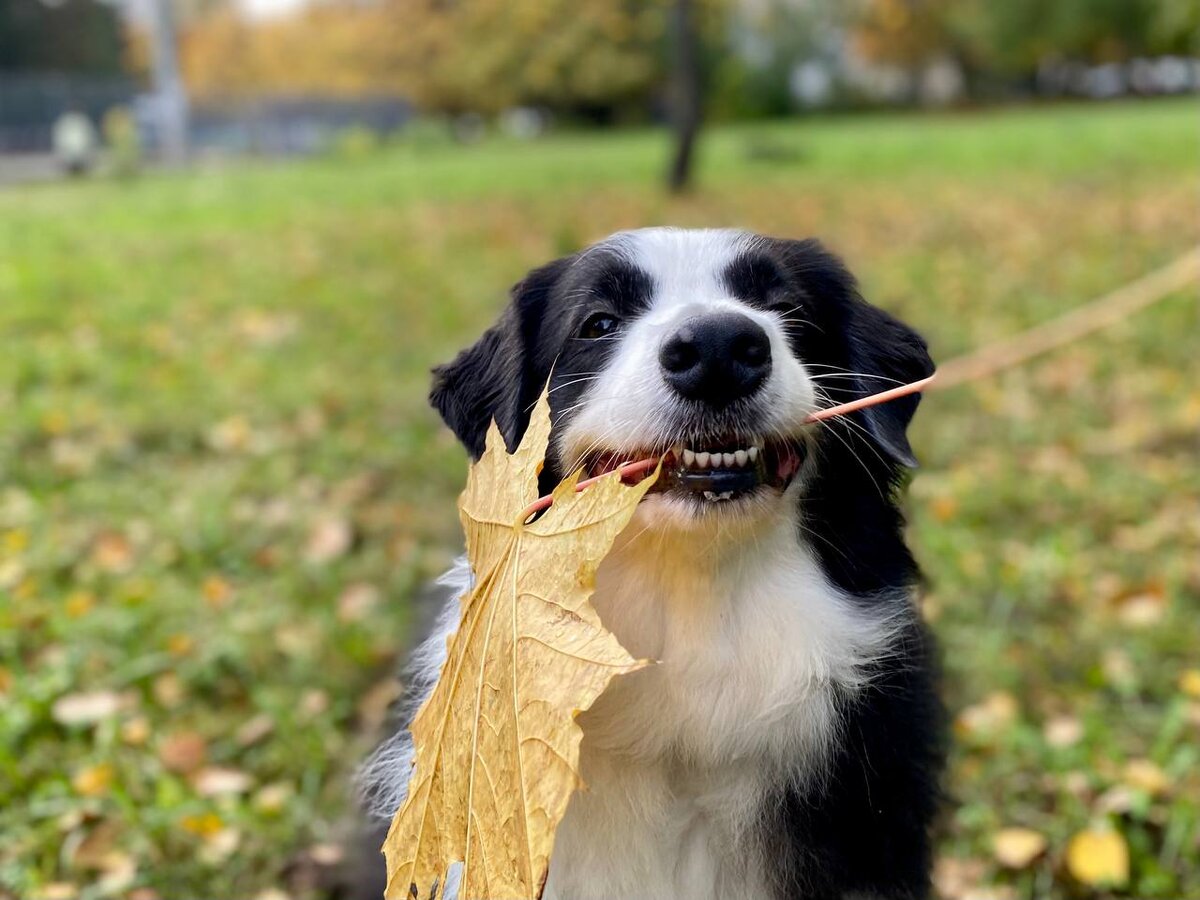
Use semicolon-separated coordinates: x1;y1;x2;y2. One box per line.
597;228;759;301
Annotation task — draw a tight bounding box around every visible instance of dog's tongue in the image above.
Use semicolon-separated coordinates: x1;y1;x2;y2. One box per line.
776;444;803;482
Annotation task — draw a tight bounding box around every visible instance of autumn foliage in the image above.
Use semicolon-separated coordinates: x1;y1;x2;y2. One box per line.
176;0;681;112
179;6;396;99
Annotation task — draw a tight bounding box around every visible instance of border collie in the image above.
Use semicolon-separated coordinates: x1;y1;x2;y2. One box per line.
360;228;943;899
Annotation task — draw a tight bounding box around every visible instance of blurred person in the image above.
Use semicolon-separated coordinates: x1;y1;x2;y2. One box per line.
52;109;98;176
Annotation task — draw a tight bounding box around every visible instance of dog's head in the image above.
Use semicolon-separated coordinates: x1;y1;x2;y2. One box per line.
431;228;933;536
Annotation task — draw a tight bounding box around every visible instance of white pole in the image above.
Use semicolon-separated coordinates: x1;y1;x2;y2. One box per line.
149;0;188;163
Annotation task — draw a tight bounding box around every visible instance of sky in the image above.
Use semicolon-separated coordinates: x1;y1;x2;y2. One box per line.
238;0;307;19
117;0;309;24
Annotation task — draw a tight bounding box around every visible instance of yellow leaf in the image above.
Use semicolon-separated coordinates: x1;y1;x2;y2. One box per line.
382;393;656;899
1122;759;1168;796
991;827;1046;869
65;590;96;619
1066;827;1129;887
1179;669;1200;699
180;812;223;837
202;575;234;608
72;763;115;797
121;716;151;746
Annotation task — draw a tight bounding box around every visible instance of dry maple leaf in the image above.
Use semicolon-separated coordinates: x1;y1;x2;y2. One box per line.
383;393;656;900
1066;826;1130;887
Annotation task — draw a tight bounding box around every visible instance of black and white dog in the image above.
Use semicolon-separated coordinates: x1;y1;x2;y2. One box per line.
361;228;943;899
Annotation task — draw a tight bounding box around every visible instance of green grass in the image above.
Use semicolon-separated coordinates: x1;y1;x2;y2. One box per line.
2;97;1198;900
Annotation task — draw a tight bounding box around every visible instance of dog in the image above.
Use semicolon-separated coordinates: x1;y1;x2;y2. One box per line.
359;228;944;899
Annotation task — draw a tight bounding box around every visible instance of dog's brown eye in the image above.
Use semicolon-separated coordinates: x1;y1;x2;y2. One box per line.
579;313;619;339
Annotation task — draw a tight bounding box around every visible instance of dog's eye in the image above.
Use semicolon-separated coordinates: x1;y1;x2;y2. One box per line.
579;313;620;339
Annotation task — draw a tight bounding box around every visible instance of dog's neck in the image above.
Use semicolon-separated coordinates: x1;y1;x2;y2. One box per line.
578;500;903;768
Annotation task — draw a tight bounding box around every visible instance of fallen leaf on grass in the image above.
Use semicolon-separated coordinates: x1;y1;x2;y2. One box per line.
1110;583;1167;628
93;851;137;893
954;691;1019;741
1066;827;1129;887
309;844;344;866
207;415;251;453
193;767;254;796
253;782;293;814
64;590;95;618
91;532;134;573
235;713;275;747
159;732;207;774
152;672;185;708
304;517;353;564
202;575;234;608
1122;758;1168;796
69;820;121;868
72;763;115;797
52;691;121;726
992;827;1047;869
33;883;78;900
1043;715;1083;749
180;813;223;837
337;582;381;622
382;393;656;900
121;716;151;745
1096;785;1136;815
198;829;242;866
1179;669;1200;699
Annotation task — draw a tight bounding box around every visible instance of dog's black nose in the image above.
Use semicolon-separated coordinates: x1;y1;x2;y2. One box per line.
659;312;772;407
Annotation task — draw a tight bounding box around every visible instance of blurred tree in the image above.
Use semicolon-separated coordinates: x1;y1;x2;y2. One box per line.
176;0;731;119
667;0;702;191
0;0;126;73
374;0;674;117
950;0;1200;76
848;0;1200;91
179;5;391;98
850;0;958;72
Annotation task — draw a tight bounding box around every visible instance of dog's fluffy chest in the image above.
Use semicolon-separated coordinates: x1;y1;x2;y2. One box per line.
542;516;895;899
545;754;771;900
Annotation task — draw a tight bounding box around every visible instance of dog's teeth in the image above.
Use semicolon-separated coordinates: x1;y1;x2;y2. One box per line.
703;490;716;501
721;452;735;467
672;443;684;458
734;449;748;467
718;491;732;500
682;449;695;466
747;446;758;462
696;451;710;468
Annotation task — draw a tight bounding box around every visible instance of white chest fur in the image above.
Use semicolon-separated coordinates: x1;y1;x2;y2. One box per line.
542;504;899;900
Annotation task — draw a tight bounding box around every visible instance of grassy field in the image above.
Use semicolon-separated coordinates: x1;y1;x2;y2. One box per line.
1;98;1197;900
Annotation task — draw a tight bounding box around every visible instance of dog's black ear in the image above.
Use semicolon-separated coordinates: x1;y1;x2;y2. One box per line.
430;257;571;458
846;300;935;467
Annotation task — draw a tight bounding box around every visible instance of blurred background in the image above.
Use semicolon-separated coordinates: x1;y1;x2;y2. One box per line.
1;2;1197;899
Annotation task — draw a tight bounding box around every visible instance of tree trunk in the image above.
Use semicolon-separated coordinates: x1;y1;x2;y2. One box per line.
667;0;701;193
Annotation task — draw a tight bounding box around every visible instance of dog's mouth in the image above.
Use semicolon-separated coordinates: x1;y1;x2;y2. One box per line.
581;435;806;503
